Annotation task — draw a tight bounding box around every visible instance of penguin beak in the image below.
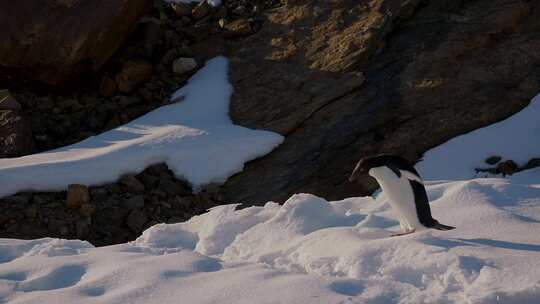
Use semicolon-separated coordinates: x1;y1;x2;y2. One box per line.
348;166;361;182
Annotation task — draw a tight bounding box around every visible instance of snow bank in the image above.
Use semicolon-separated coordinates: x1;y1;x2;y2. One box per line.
0;66;539;303
417;93;540;181
0;170;539;303
0;57;283;197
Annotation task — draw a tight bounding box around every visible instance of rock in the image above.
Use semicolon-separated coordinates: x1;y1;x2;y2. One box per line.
4;193;32;205
115;60;153;93
99;75;117;97
232;5;247;15
76;218;92;239
123;195;145;210
158;178;191;196
497;160;519;176
0;107;34;158
67;184;90;209
190;36;227;59
171;2;192;17
172;57;197;74
23;208;38;219
522;158;540;171
126;210;148;233
220;0;540;204
222;19;256;39
119;175;146;193
0;0;151;86
0;89;21;111
141;18;162;56
485;156;502;165
79;203;96;217
192;1;211;20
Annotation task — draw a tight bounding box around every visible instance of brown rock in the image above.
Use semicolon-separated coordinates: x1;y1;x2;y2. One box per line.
0;0;151;86
126;210;148;233
0;90;21;111
171;2;192;17
79;203;96;217
220;0;540;204
115;60;153;93
485;156;502;165
0;92;33;157
99;75;117;97
67;184;90;209
222;19;255;39
497;160;519;176
522;158;540;171
192;1;211;20
119;175;146;193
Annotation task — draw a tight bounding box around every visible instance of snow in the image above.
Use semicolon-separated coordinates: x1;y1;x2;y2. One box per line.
0;56;284;198
417;94;540;181
1;169;539;303
166;0;221;8
1;66;539;302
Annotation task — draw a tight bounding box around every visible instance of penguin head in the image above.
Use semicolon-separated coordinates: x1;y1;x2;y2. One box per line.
348;154;413;182
348;156;382;182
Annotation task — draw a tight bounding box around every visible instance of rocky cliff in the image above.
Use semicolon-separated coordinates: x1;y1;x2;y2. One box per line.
220;0;540;204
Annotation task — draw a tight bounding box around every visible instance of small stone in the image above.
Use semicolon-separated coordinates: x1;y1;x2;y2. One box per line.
158;179;191;196
79;203;96;217
171;2;192;17
47;218;64;232
119;175;146;193
115;60;153;93
0;90;21;111
67;184;90;209
126;210;148;233
232;5;246;15
76;218;91;238
497;160;518;176
140;18;162;58
59;226;69;236
172;57;197;74
36;96;55;110
222;19;255;39
90;187;108;198
32;195;49;205
214;6;227;19
485;155;502;165
192;1;211;20
99;75;117;97
115;95;141;108
181;16;192;25
522;158;540;171
4;193;32;205
23;207;38;218
57;98;82;111
123;195;145;210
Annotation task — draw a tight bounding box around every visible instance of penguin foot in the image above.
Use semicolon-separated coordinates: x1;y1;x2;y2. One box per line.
390;229;416;237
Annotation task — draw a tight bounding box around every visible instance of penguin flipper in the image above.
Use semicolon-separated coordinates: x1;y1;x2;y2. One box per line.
431;222;455;231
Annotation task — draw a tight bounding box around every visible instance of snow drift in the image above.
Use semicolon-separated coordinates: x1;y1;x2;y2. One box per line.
0;57;284;197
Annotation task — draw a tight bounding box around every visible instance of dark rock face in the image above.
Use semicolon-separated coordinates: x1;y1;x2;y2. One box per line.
0;0;151;87
221;0;540;204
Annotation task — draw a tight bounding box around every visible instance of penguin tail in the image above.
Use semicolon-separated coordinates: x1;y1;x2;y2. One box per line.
431;222;456;231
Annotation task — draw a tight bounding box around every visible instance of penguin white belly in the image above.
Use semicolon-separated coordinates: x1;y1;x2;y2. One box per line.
368;167;422;230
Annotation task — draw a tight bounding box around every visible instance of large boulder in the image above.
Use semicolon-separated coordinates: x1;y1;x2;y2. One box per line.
221;0;540;204
0;0;151;87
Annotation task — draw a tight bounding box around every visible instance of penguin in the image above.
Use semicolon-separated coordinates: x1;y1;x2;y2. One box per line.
349;154;455;236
